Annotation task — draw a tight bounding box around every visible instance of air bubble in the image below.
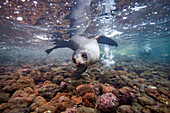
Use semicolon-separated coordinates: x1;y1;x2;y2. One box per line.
33;1;38;4
6;16;10;19
123;17;127;20
16;17;23;21
14;11;20;14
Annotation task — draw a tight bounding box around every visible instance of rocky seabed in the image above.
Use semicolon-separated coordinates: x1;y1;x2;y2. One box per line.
0;59;170;113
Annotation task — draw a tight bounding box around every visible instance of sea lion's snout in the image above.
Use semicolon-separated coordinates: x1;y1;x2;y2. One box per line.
72;57;87;67
72;50;88;67
77;62;84;67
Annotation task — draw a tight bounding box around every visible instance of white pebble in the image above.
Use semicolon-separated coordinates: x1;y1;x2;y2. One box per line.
147;85;157;89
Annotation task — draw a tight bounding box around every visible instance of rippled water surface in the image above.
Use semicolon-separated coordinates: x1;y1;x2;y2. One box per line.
0;0;170;65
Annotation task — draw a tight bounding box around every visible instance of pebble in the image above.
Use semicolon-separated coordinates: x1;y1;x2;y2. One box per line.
0;50;169;113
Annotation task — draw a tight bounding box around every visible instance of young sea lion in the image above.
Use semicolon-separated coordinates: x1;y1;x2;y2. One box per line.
46;35;118;76
46;0;118;76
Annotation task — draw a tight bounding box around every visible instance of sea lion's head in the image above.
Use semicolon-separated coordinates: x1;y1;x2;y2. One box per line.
72;49;89;68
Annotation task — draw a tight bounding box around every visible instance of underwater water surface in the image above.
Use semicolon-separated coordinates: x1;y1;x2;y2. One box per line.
0;0;169;65
0;0;170;113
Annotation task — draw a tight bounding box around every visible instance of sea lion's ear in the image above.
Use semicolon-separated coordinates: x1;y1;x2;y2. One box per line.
96;35;118;47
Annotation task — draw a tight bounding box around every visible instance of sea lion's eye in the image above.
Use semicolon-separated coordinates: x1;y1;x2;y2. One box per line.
82;53;87;59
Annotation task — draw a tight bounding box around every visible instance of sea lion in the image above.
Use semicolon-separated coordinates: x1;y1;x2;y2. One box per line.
46;35;118;76
46;0;118;76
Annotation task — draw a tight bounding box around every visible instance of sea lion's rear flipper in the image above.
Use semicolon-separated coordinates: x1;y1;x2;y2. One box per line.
45;39;73;54
70;0;94;36
96;35;118;47
71;66;87;77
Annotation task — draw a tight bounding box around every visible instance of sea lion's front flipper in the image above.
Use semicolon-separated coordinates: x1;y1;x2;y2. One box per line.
45;40;73;54
46;47;55;54
71;66;87;77
96;35;118;47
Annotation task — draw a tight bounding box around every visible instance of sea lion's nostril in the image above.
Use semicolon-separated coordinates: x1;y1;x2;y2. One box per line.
77;62;82;67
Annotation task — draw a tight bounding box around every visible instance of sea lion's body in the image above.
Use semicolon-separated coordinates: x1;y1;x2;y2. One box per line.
46;35;117;76
71;35;100;65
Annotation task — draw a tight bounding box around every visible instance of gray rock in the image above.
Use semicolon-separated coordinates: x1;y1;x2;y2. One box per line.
38;82;61;101
137;94;156;106
77;106;99;113
116;105;134;113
